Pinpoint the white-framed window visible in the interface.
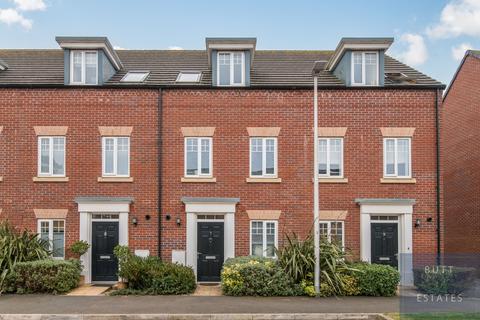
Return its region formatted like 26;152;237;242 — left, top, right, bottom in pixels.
351;51;378;86
319;138;343;177
319;221;344;247
250;137;277;178
38;136;66;177
383;138;411;178
250;220;278;258
217;51;245;86
70;50;98;85
37;219;65;259
184;137;212;177
102;137;130;177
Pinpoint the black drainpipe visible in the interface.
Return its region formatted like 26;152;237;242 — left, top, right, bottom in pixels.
435;89;441;265
157;88;163;258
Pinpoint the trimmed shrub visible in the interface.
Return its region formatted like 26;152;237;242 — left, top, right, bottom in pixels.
413;266;476;294
0;221;50;293
113;245;196;295
9;259;81;294
350;262;400;296
221;256;301;296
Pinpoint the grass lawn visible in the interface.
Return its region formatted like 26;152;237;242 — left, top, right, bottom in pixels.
387;313;480;319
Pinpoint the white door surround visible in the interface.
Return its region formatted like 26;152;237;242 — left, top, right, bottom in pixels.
75;196;132;284
355;198;415;285
182;197;239;277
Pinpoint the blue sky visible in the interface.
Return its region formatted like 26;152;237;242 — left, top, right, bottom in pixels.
1;0;480;85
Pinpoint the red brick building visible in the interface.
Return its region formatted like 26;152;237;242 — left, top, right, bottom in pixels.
0;36;444;285
443;50;480;258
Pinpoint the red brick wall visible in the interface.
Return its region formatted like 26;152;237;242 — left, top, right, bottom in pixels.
443;55;480;254
0;88;159;255
161;89;442;260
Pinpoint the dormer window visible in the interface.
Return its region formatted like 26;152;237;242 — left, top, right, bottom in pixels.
351;52;378;86
70;50;98;85
217;52;245;86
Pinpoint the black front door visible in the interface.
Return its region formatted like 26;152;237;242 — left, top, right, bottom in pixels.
92;221;119;282
197;222;224;282
371;223;398;267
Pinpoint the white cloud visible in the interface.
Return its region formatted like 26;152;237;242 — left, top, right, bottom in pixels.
168;46;183;50
452;42;473;60
11;0;46;11
396;33;428;66
426;0;480;38
0;8;32;29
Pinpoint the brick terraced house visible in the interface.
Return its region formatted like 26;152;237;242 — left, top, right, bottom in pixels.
0;36;444;285
443;50;480;260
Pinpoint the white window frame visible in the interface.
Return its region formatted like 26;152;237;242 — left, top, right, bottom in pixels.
249;220;278;258
70;50;98;85
37;136;66;177
37;219;65;260
383;137;412;178
102;137;130;177
319;220;345;247
318;138;344;178
351;51;379;86
249;137;278;178
184;137;213;177
216;51;245;86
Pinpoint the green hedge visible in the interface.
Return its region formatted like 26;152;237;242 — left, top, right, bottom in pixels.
7;259;81;294
221;256;300;296
413;266;476;294
350;262;400;297
113;245;196;295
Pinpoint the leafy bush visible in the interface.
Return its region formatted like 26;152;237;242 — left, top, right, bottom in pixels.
8;259;81;294
350;262;400;296
413;266;476;294
0;221;50;293
70;240;90;258
275;232;358;296
221;256;301;296
113;245;196;295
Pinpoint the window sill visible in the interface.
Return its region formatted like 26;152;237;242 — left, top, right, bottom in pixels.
33;176;69;183
246;177;282;183
98;177;134;183
380;178;416;184
316;178;349;183
181;177;217;183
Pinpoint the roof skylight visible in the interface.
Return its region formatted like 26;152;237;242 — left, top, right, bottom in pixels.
176;72;202;83
121;71;150;82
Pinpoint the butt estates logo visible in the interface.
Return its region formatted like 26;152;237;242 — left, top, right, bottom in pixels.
416;265;463;303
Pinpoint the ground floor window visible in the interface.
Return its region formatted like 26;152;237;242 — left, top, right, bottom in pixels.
250;220;278;258
37;219;65;258
319;221;344;247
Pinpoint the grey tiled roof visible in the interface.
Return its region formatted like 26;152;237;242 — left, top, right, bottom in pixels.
0;49;443;88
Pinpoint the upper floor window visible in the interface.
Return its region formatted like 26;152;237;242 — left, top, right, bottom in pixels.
318;138;343;177
319;221;344;247
250;137;277;178
217;52;245;86
351;52;378;86
251;220;277;258
185;137;212;177
70;50;98;85
38;136;65;177
38;219;65;259
102;137;130;177
384;138;411;178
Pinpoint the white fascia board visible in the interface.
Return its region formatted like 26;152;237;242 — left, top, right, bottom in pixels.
327;43;391;71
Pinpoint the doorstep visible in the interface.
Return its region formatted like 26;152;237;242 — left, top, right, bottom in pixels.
192;283;223;296
66;284;111;296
